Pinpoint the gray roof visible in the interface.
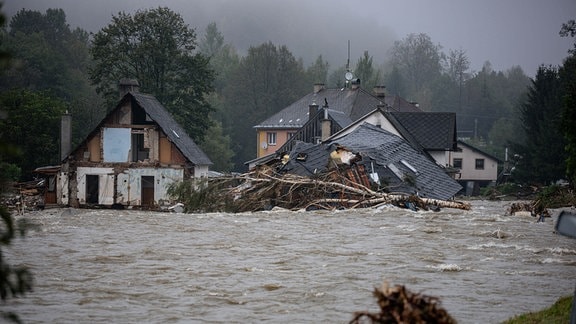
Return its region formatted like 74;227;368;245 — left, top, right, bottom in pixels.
333;124;461;200
130;92;212;165
282;124;462;200
387;112;457;151
255;87;421;129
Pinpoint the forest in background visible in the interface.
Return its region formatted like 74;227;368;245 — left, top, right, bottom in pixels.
0;6;574;187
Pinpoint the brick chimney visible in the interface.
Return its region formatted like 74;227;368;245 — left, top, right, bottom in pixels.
118;78;140;98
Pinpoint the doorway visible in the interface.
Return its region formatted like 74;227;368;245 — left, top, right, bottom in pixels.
141;176;155;206
86;174;99;204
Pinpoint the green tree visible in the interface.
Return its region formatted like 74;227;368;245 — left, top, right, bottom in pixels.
388;33;444;108
2;8;104;147
199;120;234;172
560;19;576;186
90;7;215;142
0;5;34;322
304;55;329;86
0;90;67;179
354;50;381;90
197;22;238;171
224;42;307;169
513;65;566;184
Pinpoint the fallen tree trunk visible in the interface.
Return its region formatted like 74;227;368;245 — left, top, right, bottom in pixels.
174;168;470;213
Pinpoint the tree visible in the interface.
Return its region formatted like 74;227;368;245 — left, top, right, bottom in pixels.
560;19;576;186
513;65;566;184
90;7;215;142
304;55;329;86
0;5;34;322
0;90;67;179
224;42;307;170
199;120;234;172
2;8;104;147
388;33;445;106
354;50;381;90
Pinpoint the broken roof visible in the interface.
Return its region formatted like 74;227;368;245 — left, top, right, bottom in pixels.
66;92;212;166
131;92;212;166
281;124;462;200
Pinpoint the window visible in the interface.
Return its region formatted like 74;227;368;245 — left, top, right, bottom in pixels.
287;132;296;139
132;132;149;162
475;158;485;170
267;132;277;145
453;158;462;169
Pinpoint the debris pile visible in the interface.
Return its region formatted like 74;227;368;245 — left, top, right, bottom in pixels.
349;282;456;324
180;166;470;213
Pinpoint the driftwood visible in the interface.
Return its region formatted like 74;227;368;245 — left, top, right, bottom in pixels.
186;167;470;213
349;282;456;324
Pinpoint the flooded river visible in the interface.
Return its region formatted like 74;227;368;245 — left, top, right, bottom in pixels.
4;200;576;323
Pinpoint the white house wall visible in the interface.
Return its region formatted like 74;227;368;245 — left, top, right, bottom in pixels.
193;165;210;178
453;146;498;181
123;168;184;206
57;171;69;205
76;167;114;205
429;151;448;167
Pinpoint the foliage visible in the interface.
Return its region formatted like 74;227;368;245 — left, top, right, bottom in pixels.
199;120;234;172
560;19;576;55
354;50;381;90
0;90;67;179
223;42;308;170
167;179;237;213
388;33;445;107
513;65;566;184
532;184;576;210
90;7;215;142
560;20;576;187
1;8;104;148
503;295;572;324
0;5;34;323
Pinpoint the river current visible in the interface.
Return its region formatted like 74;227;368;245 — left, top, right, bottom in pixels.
4;200;576;323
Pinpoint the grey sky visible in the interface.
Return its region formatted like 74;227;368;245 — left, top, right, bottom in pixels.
3;0;575;76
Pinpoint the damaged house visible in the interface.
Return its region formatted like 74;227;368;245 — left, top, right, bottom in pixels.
249;81;463;200
42;79;212;208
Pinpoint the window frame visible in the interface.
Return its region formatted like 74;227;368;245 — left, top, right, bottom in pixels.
267;132;277;146
475;158;485;170
453;158;463;169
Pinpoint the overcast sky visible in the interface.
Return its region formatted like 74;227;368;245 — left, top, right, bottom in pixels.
4;0;575;76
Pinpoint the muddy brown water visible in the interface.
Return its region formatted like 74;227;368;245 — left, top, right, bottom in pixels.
4;200;576;323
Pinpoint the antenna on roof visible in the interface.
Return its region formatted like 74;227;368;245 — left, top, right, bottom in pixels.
344;40;354;86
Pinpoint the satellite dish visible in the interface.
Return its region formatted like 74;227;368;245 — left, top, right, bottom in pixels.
345;71;354;81
260;142;268;149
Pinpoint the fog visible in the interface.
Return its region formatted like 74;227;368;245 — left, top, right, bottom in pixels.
3;0;575;75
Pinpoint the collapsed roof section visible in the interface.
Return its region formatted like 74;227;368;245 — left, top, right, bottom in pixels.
279;123;462;201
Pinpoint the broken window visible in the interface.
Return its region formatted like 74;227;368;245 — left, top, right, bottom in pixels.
131;131;149;161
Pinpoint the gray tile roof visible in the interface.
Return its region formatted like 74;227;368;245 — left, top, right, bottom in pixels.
332;124;461;200
387;112;457;151
131;92;212;166
255;87;420;129
281;124;462;200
